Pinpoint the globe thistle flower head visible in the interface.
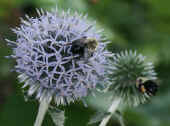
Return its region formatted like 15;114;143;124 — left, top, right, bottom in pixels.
6;8;111;105
108;50;157;106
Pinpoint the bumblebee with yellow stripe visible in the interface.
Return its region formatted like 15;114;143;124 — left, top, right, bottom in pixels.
70;37;98;59
136;77;158;96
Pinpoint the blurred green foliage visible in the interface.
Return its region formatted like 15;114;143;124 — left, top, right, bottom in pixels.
0;0;170;126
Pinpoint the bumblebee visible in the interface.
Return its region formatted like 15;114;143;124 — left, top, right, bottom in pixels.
136;77;158;96
70;37;98;59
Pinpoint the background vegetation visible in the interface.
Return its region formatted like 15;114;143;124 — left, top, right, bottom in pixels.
0;0;170;126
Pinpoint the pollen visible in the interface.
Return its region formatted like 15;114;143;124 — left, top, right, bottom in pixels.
141;85;146;93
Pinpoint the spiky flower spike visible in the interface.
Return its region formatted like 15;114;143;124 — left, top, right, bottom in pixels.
7;8;113;126
6;8;111;106
99;50;157;126
108;50;157;106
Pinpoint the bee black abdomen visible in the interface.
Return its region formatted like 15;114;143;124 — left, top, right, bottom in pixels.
70;37;86;57
70;42;85;57
143;80;158;96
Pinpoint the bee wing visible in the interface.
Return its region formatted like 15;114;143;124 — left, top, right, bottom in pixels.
84;48;89;58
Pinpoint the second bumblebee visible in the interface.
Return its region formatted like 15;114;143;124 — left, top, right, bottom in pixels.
136;77;158;96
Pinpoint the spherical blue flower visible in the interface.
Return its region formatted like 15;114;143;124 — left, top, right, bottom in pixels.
6;9;111;105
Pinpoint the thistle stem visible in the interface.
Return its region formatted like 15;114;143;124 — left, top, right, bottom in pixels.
99;98;121;126
34;98;51;126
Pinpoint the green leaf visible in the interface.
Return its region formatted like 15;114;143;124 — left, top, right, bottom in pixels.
48;106;65;126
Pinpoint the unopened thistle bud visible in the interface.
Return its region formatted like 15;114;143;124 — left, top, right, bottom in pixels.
6;8;111;106
108;50;157;106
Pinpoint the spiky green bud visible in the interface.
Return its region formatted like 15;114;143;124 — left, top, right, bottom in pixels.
108;50;157;106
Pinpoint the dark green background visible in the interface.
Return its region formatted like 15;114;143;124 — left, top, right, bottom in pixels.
0;0;170;126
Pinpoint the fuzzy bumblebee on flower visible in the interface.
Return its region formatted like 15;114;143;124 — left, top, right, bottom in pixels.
6;8;112;126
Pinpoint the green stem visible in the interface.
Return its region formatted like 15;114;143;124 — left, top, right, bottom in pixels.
34;98;51;126
99;98;121;126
